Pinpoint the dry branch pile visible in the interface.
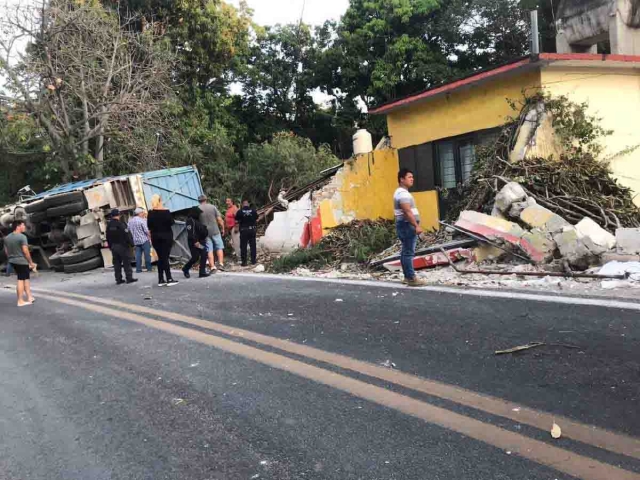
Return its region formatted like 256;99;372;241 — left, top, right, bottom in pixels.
447;96;640;232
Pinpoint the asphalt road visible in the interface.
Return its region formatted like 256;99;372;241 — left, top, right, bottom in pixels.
1;269;639;480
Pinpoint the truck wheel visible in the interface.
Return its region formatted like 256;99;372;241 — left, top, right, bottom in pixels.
0;213;14;229
64;255;103;274
60;247;101;266
24;199;47;214
45;191;86;209
49;251;64;267
47;201;87;218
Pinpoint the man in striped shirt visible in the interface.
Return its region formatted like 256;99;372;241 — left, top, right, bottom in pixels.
394;169;427;287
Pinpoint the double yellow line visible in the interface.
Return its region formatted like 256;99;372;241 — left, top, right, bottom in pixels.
34;288;640;480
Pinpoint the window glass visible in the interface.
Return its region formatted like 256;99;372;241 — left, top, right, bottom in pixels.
438;142;457;188
460;141;476;183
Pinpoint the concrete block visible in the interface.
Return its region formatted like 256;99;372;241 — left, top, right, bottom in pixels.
616;228;640;255
494;182;527;213
553;226;593;268
457;211;526;238
575;217;616;255
508;197;537;219
521;229;557;263
520;205;570;234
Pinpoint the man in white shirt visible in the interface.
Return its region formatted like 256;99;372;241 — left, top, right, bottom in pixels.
394;169;427;286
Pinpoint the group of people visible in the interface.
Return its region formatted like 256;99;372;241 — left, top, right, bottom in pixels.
106;194;259;287
4;170;424;307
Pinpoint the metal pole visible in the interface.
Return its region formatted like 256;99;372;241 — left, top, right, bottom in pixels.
530;10;540;54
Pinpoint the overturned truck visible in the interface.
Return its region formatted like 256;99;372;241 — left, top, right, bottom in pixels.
0;166;204;274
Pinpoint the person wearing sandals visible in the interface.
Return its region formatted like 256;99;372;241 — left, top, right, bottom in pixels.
147;194;178;287
4;220;36;306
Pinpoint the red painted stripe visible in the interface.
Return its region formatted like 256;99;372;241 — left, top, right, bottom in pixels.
370;53;640;115
370;58;532;115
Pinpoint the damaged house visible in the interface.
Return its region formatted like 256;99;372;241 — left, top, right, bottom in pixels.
262;0;640;259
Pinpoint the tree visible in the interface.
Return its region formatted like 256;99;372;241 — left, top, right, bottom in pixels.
0;0;176;180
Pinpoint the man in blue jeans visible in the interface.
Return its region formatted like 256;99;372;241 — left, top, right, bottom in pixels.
128;208;152;273
394;168;427;287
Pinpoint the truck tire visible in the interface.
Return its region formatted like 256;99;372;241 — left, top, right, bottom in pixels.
60;247;101;266
64;255;103;274
29;211;48;224
25;199;47;214
49;251;64;267
14;207;27;220
45;191;86;209
47;200;87;218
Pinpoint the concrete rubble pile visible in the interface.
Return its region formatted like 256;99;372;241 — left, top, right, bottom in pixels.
377;182;640;293
454;181;620;270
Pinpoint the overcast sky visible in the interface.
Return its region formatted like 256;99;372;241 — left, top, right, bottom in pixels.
231;0;349;26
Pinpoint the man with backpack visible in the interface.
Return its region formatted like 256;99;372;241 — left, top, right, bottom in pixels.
182;206;210;279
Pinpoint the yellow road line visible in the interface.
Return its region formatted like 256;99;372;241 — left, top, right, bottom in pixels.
38;287;640;462
35;291;640;480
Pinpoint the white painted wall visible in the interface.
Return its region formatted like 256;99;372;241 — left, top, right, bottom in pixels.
260;193;312;253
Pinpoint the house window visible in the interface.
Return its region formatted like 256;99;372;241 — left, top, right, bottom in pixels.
434;129;497;188
397;127;499;193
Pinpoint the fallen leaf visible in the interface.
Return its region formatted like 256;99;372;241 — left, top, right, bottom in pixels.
551;423;562;439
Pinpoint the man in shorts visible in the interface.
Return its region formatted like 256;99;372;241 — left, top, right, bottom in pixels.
4;220;36;307
198;195;226;271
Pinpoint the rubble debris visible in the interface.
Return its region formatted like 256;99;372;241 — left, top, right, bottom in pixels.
494;182;527;214
383;248;474;273
575;217;616;255
616;228;640;255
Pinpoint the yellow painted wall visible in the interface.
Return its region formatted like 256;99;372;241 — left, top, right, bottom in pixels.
316;148;440;232
387;71;542;149
542;67;640;205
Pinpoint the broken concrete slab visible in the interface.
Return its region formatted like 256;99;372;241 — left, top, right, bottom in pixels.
521;229;557;263
456;210;551;263
601;252;640;263
520;205;570;234
616;228;640;255
494;182;527;213
553;226;594;269
575;217;616;255
457;211;526;239
508;197;537;219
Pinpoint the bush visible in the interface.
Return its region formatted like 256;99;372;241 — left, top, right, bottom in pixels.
270;246;334;273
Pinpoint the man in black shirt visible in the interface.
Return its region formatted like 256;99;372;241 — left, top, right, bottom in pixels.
235;199;258;266
106;209;137;285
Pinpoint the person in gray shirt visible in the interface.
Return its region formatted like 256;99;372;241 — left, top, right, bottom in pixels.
198;195;226;271
4;220;36;306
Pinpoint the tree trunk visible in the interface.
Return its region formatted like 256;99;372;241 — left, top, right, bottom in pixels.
94;106;107;178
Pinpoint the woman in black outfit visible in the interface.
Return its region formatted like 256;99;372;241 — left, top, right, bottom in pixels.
147;194;178;287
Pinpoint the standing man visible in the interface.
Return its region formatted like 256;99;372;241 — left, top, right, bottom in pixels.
224;198;240;258
128;207;152;273
394;169;427;287
182;206;210;279
235;199;258;266
198;195;226;271
106;209;137;285
4;220;36;307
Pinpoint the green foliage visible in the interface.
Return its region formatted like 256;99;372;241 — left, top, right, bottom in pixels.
239;132;339;206
270;219;397;273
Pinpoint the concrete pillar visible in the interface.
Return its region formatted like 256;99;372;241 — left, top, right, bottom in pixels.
610;0;640;55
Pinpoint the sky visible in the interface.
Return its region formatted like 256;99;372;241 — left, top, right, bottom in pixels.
231;0;349;26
